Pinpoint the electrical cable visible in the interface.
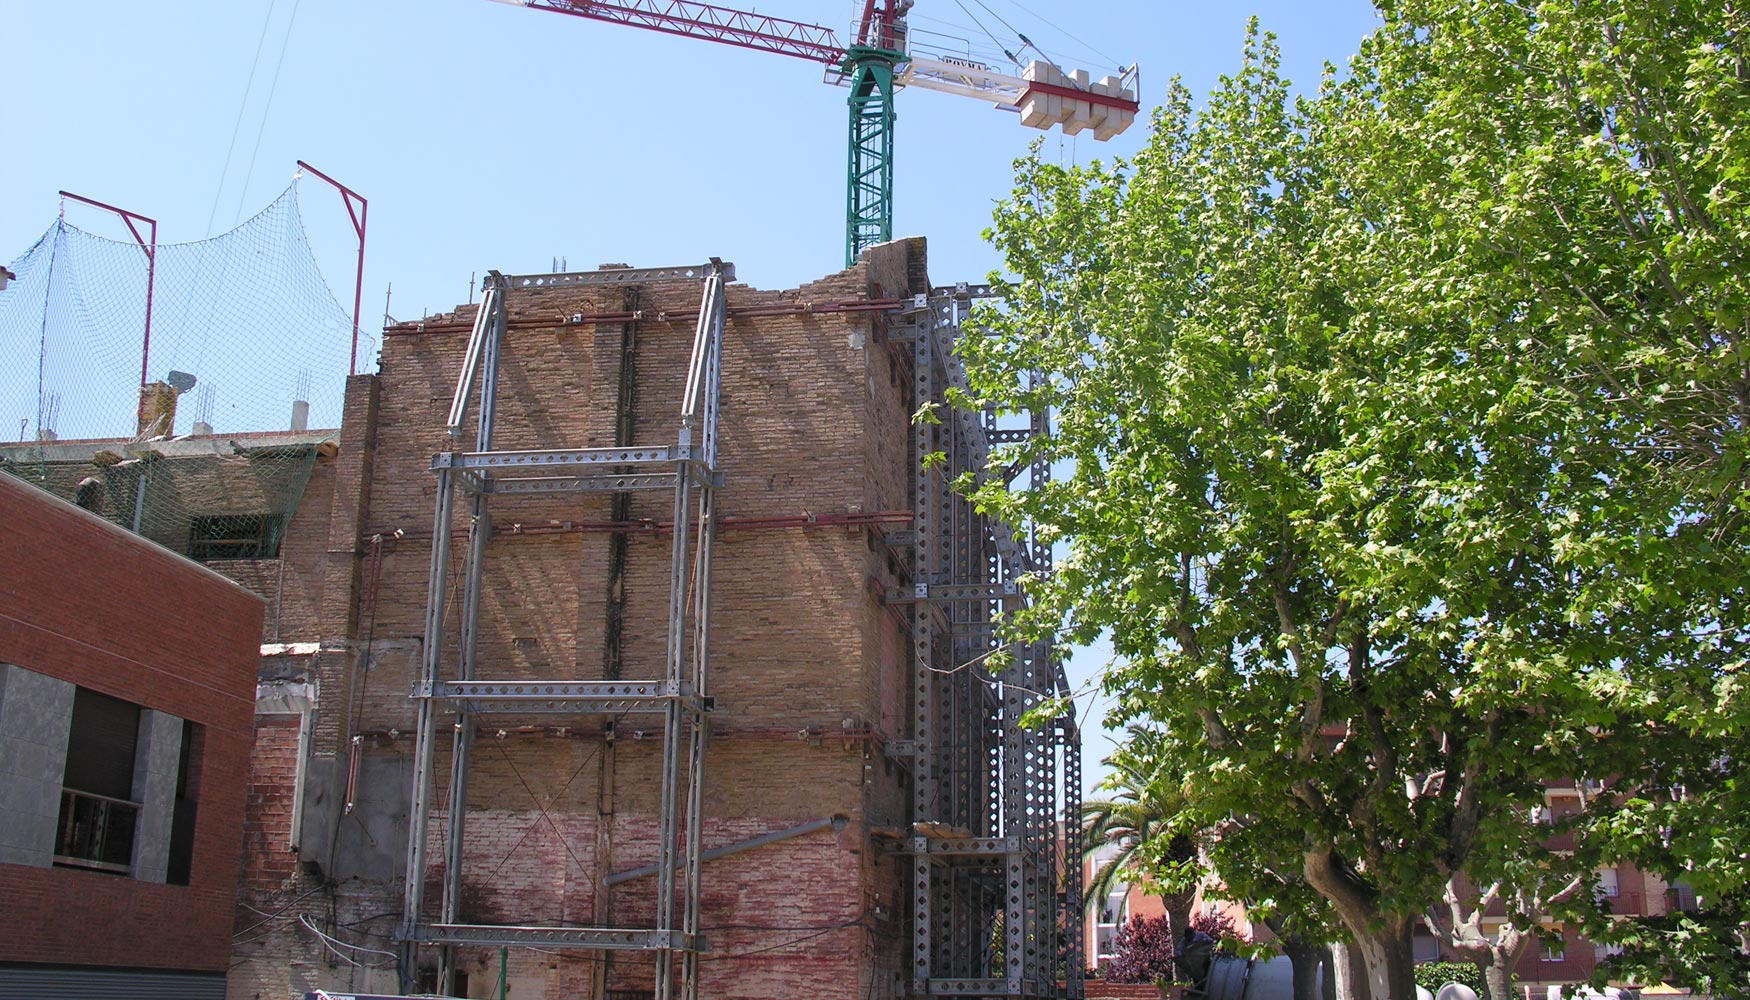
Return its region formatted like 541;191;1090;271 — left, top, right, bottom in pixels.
233;881;335;940
232;0;303;228
206;0;279;237
298;913;398;968
697;917;870;961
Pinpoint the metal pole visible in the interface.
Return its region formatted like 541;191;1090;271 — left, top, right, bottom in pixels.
681;274;725;1000
439;281;503;992
295;160;368;375
131;467;147;534
401;464;454;992
58;191;155;387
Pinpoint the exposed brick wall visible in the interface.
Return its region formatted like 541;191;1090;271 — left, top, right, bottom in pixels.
230;241;935;999
0;472;262;974
240;715;302;895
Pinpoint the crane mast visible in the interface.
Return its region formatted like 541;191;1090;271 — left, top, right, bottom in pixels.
843;0;908;264
486;0;1137;262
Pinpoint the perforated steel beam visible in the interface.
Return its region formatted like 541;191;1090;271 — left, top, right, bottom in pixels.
399;261;731;1000
902;288;1077;999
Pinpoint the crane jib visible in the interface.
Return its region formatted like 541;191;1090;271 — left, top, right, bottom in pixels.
511;0;848;64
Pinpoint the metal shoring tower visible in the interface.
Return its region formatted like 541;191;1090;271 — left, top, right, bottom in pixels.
398;262;730;1000
895;286;1079;999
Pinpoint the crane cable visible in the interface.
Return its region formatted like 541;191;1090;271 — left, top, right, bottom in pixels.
950;0;1021;64
998;0;1120;70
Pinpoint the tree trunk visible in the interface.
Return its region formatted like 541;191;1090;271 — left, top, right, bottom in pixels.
1302;848;1418;1000
1346;917;1416;1000
1482;959;1512;1000
1163;891;1195;942
1281;935;1324;1000
1328;939;1363;1000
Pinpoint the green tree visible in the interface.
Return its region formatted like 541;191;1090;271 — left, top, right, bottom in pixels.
958;6;1744;996
1310;3;1750;992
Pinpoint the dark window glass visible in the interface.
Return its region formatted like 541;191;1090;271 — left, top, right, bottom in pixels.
63;688;138;799
166;720;202;886
188;513;281;560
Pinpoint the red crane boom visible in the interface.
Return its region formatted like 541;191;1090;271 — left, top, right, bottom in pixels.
496;0;846;63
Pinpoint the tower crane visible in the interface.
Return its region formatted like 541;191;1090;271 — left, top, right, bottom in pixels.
486;0;1139;265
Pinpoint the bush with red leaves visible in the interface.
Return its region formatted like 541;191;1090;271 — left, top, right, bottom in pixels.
1106;914;1178;984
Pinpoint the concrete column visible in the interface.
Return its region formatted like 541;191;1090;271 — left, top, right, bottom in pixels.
131;709;184;883
0;663;76;867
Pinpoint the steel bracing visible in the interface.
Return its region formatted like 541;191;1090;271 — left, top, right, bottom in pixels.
893;286;1082;999
398;262;729;1000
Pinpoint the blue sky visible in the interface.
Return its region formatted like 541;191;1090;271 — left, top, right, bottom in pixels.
0;0;1383;790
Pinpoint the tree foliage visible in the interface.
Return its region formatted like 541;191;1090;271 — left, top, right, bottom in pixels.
961;2;1750;996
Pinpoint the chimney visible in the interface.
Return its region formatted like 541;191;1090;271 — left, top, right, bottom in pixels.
137;382;178;438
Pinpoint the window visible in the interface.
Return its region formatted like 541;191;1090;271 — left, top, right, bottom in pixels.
55;688;141;874
166;720;203;886
1598;867;1620;898
188;513;281;560
1102;890;1127;924
1542;935;1567;963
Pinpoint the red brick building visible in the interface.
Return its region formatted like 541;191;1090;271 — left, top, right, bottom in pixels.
0;468;263;997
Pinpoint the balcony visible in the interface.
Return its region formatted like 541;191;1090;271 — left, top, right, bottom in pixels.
54;787;140;875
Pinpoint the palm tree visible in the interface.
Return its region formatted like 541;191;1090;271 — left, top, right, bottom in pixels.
1082;745;1201;952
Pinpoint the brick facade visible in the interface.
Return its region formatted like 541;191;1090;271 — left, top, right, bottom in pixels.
0;470;262;976
224;241;932;999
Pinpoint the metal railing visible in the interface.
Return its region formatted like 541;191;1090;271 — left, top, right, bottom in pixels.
54;787;139;874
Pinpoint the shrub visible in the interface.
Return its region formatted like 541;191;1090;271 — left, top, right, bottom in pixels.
1414;960;1485;995
1107;915;1178;984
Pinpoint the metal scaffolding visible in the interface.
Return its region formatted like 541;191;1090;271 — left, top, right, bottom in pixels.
393;261;1078;1000
893;286;1082;999
398;262;730;1000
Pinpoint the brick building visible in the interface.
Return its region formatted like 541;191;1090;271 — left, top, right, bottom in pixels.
0;238;1072;999
0;466;263;997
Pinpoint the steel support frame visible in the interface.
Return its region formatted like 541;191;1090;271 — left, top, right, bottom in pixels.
903;289;1080;999
399;263;729;1000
